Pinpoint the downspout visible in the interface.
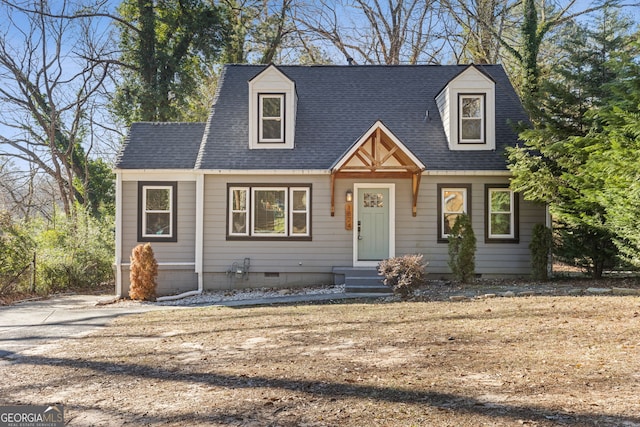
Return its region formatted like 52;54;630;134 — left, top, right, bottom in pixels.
114;171;123;298
156;173;204;301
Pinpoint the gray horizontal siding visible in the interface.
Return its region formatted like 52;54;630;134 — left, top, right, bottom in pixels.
203;174;353;276
115;172;548;291
202;173;546;282
120;180;197;264
119;265;198;296
411;177;545;276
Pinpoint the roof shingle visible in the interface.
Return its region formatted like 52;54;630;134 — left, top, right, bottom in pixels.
115;122;205;169
116;65;528;171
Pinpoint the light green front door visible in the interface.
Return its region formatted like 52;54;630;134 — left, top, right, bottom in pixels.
357;188;390;261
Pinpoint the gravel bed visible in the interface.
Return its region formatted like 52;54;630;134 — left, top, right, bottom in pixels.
107;276;640;307
111;284;346;307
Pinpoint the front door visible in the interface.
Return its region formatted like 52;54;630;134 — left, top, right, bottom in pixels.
355;185;393;264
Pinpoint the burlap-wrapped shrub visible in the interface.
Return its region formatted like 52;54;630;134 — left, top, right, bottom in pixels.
129;243;158;301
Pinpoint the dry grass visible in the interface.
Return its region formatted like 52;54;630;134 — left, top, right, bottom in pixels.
2;296;640;426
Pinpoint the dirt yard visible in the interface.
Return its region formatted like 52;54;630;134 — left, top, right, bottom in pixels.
2;294;640;426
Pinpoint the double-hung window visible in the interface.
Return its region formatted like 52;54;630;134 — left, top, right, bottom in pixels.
459;94;485;143
228;184;311;240
485;185;519;242
229;187;249;235
259;94;285;143
438;184;471;242
138;182;177;242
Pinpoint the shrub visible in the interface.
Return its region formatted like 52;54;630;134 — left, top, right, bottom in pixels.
554;221;618;279
33;212;114;293
448;213;476;283
1;210;114;296
378;254;428;298
529;223;552;281
0;215;35;293
129;243;158;301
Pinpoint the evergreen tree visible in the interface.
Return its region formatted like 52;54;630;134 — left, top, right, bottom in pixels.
448;214;476;283
529;224;552;281
508;9;638;277
219;0;294;65
580;44;640;266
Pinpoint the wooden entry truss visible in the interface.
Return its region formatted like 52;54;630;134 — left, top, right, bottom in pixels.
331;121;425;217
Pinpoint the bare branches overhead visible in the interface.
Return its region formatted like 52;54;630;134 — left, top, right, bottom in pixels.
0;0;114;216
294;0;449;64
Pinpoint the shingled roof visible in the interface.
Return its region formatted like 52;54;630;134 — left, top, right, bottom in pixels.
115;122;205;169
116;64;528;171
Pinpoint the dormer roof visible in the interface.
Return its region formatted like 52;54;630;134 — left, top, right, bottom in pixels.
248;63;297;86
435;64;495;97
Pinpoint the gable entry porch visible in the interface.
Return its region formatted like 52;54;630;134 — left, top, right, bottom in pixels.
330;121;425;293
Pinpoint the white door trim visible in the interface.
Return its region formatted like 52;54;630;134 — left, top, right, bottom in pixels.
353;183;395;267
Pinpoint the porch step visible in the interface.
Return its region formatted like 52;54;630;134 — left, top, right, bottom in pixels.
333;267;392;294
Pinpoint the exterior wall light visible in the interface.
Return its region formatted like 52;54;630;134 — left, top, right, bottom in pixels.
345;189;353;230
346;189;353;203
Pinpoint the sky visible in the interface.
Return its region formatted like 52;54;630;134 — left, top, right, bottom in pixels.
0;0;639;174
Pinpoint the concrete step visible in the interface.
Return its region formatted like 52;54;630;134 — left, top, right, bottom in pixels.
344;276;384;286
333;267;391;294
345;283;392;294
333;267;392;294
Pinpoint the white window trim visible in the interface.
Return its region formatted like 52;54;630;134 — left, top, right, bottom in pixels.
441;187;468;240
289;187;310;236
228;187;249;237
459;94;485;144
142;185;174;239
258;93;285;143
488;188;515;239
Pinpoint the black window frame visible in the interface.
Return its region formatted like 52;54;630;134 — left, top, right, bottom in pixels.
226;183;312;241
257;93;286;144
458;93;486;144
437;184;472;243
484;184;519;243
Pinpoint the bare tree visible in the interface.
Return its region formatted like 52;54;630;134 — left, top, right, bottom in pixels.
294;0;448;65
219;0;299;64
0;0;113;217
443;0;520;64
443;0;636;90
0;158;61;221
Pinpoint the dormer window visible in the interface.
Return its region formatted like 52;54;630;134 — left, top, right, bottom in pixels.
249;65;296;150
459;94;485;143
436;65;495;151
259;94;285;143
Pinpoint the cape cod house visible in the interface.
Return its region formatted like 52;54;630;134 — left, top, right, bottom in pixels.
114;64;546;297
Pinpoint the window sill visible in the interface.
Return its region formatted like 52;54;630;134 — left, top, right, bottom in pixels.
139;236;178;243
226;236;312;242
485;237;519;244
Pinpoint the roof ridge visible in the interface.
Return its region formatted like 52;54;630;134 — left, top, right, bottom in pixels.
133;121;206;125
223;63;503;68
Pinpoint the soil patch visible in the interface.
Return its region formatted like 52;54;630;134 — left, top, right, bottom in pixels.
1;292;640;426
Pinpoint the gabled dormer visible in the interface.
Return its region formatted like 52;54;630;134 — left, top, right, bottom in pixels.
248;64;297;149
436;65;496;151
